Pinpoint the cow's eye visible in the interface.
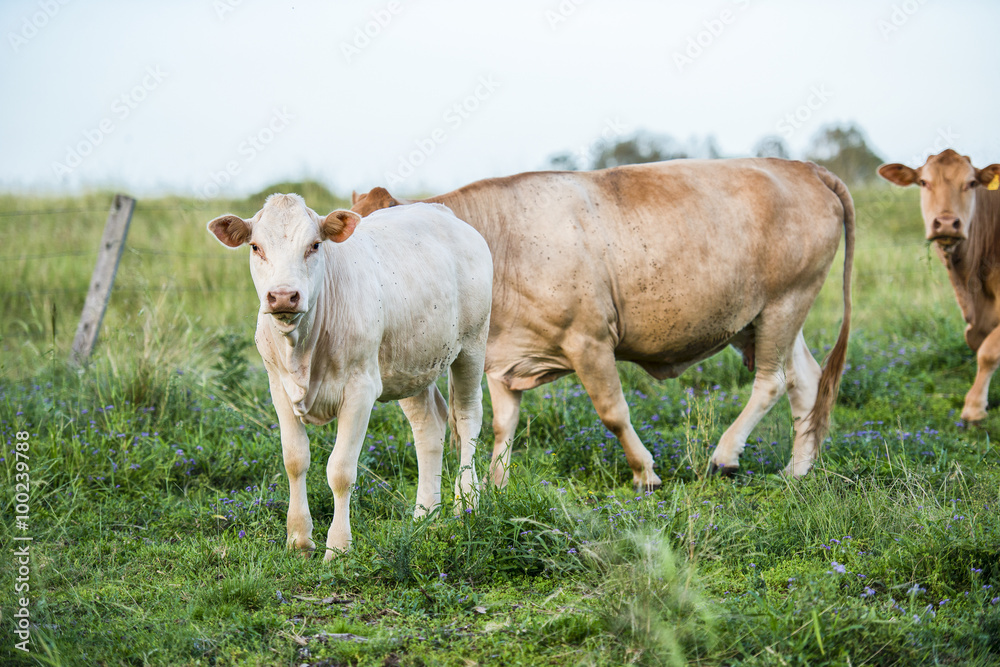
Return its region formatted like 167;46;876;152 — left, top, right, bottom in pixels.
250;244;260;253
968;180;979;190
312;242;321;251
918;179;928;187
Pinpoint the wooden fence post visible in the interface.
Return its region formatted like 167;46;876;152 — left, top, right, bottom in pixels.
69;193;136;366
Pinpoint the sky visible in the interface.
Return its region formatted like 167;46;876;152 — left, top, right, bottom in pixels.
2;0;998;199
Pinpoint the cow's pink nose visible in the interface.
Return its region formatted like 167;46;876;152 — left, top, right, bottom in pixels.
932;216;962;235
267;290;300;312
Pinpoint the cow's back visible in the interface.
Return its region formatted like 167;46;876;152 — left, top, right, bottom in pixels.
353;203;492;400
429;159;846;385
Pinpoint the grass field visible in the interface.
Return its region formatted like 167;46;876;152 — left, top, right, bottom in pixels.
2;182;999;666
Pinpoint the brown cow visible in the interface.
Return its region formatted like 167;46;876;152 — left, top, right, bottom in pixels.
354;158;854;483
879;149;1000;421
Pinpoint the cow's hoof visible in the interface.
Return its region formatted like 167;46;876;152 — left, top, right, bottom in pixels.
413;502;441;520
709;463;739;477
323;546;348;562
632;471;662;492
287;537;316;552
781;463;811;478
960;410;987;425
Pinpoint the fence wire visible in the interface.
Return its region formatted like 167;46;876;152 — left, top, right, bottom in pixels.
0;199;945;301
0;206;111;218
0;286;247;298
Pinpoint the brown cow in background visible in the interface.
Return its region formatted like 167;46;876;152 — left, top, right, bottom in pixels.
879;149;1000;421
355;159;854;484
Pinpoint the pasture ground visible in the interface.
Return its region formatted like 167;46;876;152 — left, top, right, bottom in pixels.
1;184;999;666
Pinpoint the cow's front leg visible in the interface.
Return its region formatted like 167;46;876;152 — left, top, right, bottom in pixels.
962;324;1000;422
324;383;378;560
486;374;522;489
269;375;314;552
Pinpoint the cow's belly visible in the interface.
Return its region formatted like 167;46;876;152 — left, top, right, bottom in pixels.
482;276;760;389
377;355;457;402
617;294;760;362
294;354;458;424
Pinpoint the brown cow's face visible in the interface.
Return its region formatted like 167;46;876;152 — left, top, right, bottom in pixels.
207;194;360;334
878;149;1000;248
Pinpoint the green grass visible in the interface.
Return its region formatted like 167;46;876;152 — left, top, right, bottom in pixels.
2;183;999;665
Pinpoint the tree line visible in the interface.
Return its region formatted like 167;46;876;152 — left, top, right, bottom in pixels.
547;122;885;187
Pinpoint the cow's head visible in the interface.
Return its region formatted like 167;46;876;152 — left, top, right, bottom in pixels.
207;193;361;333
878;149;1000;248
351;186;402;217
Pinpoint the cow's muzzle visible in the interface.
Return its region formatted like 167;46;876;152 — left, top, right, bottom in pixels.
929;216;965;247
265;289;303;314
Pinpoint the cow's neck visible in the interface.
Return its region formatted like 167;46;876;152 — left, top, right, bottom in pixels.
269;298;323;416
937;242;977;323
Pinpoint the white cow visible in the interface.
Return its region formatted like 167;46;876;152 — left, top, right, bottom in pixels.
207;194;492;559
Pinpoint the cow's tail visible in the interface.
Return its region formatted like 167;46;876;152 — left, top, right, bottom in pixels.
805;166;855;458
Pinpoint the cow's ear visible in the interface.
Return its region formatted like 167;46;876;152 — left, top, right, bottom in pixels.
878;163;919;187
207;214;252;248
351;190;360;205
976;164;1000;188
322;210;361;243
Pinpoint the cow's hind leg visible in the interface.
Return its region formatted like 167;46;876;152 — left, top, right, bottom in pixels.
399;384;448;517
782;330;823;477
486;375;522;489
962;324;1000;422
571;342;662;490
711;304;801;473
448;344;486;513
